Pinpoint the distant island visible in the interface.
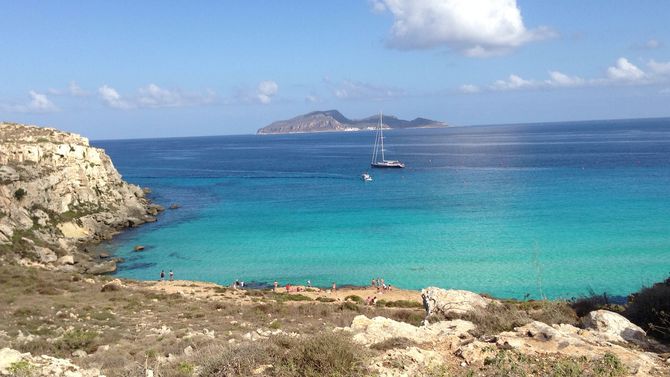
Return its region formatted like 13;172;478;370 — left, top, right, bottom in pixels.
257;110;447;134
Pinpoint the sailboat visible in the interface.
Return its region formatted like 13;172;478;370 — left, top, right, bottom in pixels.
371;111;405;168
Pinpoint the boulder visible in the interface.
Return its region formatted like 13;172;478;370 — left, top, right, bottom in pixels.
57;255;75;265
133;245;145;251
0;166;19;182
346;315;474;346
34;246;58;263
86;260;117;275
582;310;647;344
101;279;124;292
169;203;181;209
421;287;492;317
0;347;24;374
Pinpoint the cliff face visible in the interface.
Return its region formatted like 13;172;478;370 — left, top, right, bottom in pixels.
257;110;446;134
0;122;160;270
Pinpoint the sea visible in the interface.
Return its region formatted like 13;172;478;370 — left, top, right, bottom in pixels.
93;118;670;300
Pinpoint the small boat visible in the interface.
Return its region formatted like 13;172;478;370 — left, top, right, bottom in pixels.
371;111;405;168
361;172;373;182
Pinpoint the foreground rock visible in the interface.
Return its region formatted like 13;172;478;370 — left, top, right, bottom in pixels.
582;309;647;344
421;287;492;317
346;315;474;346
0;122;162;268
0;347;102;376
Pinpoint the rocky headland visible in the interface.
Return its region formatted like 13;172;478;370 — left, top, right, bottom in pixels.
1;122;669;376
0;122;163;275
257;110;446;134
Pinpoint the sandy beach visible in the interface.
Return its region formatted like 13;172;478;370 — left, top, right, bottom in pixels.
144;279;422;304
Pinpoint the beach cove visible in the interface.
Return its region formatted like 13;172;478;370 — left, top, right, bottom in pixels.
96;118;670;300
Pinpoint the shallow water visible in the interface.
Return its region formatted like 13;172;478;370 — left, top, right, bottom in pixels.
94;118;670;299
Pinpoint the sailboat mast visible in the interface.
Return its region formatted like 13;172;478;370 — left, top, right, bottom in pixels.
379;111;385;162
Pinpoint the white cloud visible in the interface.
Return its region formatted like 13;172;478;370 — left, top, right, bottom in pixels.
376;0;555;57
330;79;405;100
546;71;584;87
491;74;536;90
98;84;216;109
0;91;58;113
68;81;88;96
645;39;661;49
459;84;480;94
369;0;387;13
461;57;670;94
98;85;133;109
305;94;320;103
606;58;645;82
648;59;670;76
256;80;278;104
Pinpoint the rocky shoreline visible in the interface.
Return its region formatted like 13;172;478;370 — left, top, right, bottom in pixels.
0;122;163;275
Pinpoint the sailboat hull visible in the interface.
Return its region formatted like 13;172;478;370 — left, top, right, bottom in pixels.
371;161;405;168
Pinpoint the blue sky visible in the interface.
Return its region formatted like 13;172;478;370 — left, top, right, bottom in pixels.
1;0;669;139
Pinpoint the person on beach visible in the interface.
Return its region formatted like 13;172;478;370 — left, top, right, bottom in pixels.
371;279;376;288
273;281;278;292
286;283;291;293
160;270;165;281
307;280;311;288
332;282;336;292
169;270;174;281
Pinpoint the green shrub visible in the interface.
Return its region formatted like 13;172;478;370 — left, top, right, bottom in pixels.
370;337;416;351
624;276;670;343
8;360;33;377
383;300;424;309
316;297;336;303
344;295;364;304
14;188;27;201
58;329;98;353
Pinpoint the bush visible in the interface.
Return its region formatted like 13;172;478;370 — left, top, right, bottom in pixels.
383;300;424;309
316;297;336;303
344;295;364;304
58;329;98;353
370;337;416;351
624;276;670;343
389;309;425;327
198;333;368;377
14;188;27;201
459;303;531;337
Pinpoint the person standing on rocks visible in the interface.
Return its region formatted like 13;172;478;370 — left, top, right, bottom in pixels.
273;281;278;292
160;270;165;281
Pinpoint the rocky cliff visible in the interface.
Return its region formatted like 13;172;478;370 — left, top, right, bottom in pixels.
257;110;447;134
0;122;161;272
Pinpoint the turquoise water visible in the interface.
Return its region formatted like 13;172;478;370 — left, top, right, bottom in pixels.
94;118;670;299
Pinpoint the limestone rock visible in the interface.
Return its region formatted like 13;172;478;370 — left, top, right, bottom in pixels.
421;287;492;317
0;122;159;265
35;246;58;264
0;347;102;376
346;315;474;346
368;346;445;377
101;279;124;292
582;310;647;344
58;255;75;265
86;261;117;275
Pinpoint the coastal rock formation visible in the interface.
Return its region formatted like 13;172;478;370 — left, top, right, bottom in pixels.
0;347;102;376
582;309;648;344
346;315;475;346
0;122;160;269
421;287;492;317
257;110;446;134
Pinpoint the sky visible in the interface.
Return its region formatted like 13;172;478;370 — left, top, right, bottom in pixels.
1;0;669;139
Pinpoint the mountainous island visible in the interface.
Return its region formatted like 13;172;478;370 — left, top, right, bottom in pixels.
257;110;447;134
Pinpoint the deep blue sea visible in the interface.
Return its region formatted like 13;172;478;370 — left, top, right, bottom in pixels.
93;118;670;299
